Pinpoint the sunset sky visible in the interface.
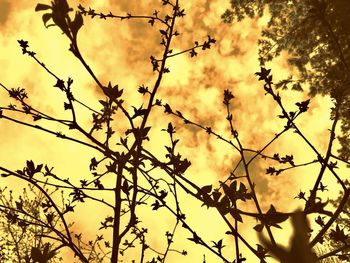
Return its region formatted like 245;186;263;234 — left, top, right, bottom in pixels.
0;0;342;262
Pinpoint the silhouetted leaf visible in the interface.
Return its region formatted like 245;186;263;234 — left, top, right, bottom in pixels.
42;13;52;27
15;200;23;211
255;67;271;81
190;48;197;57
165;122;175;134
254;223;264;232
218;195;230;215
315;215;325;227
296;99;310;113
90;157;98;171
291;82;303;91
122;179;131;195
230;208;243;222
151;200;161;210
223;89;234;105
212;239;225;254
18;39;29;50
138;85;148;94
188;232;201;244
201;184;212;194
294;190;307;201
131;105;147;119
25;160;43;178
1;172;10;177
330;225;348;244
54;79;65;90
319;182;328;191
266;166;281;176
45;213;53;225
64;204;75;213
158;190;168;200
35;3;51;11
94;180;104;190
33;115;42;121
164;103;172;114
159;29;167;36
70;11;83;37
148;18;155;26
103;82;123;100
254;244;269;263
212;190;221;202
264;204;289;227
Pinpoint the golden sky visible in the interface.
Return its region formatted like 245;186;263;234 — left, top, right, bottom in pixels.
0;0;341;262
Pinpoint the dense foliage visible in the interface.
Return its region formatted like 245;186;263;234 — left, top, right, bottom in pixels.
223;0;350;158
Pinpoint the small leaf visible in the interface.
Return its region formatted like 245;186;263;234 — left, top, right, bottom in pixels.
212;239;225;254
295;99;310;113
159;29;167;36
42;13;52;27
71;11;84;37
190;49;197;57
230;209;243;222
35;3;51;11
254;224;264;232
122;179;130;195
89;157;98;171
164;103;172;114
188;232;201;244
201;185;212;194
292;82;303;91
151;200;161;210
33;115;42;121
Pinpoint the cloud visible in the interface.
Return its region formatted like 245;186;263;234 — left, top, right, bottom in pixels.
0;0;10;26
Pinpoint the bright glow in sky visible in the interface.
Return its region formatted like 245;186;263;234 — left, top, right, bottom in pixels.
0;0;338;262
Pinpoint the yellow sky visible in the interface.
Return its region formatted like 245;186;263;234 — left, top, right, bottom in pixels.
0;0;341;262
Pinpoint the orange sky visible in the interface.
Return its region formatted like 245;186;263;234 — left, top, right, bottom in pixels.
0;0;341;262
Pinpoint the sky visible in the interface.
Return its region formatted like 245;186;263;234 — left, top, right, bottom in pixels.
0;0;341;262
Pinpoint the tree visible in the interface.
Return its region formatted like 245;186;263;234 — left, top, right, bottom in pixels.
1;0;350;262
222;0;350;261
222;0;350;158
0;185;62;262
